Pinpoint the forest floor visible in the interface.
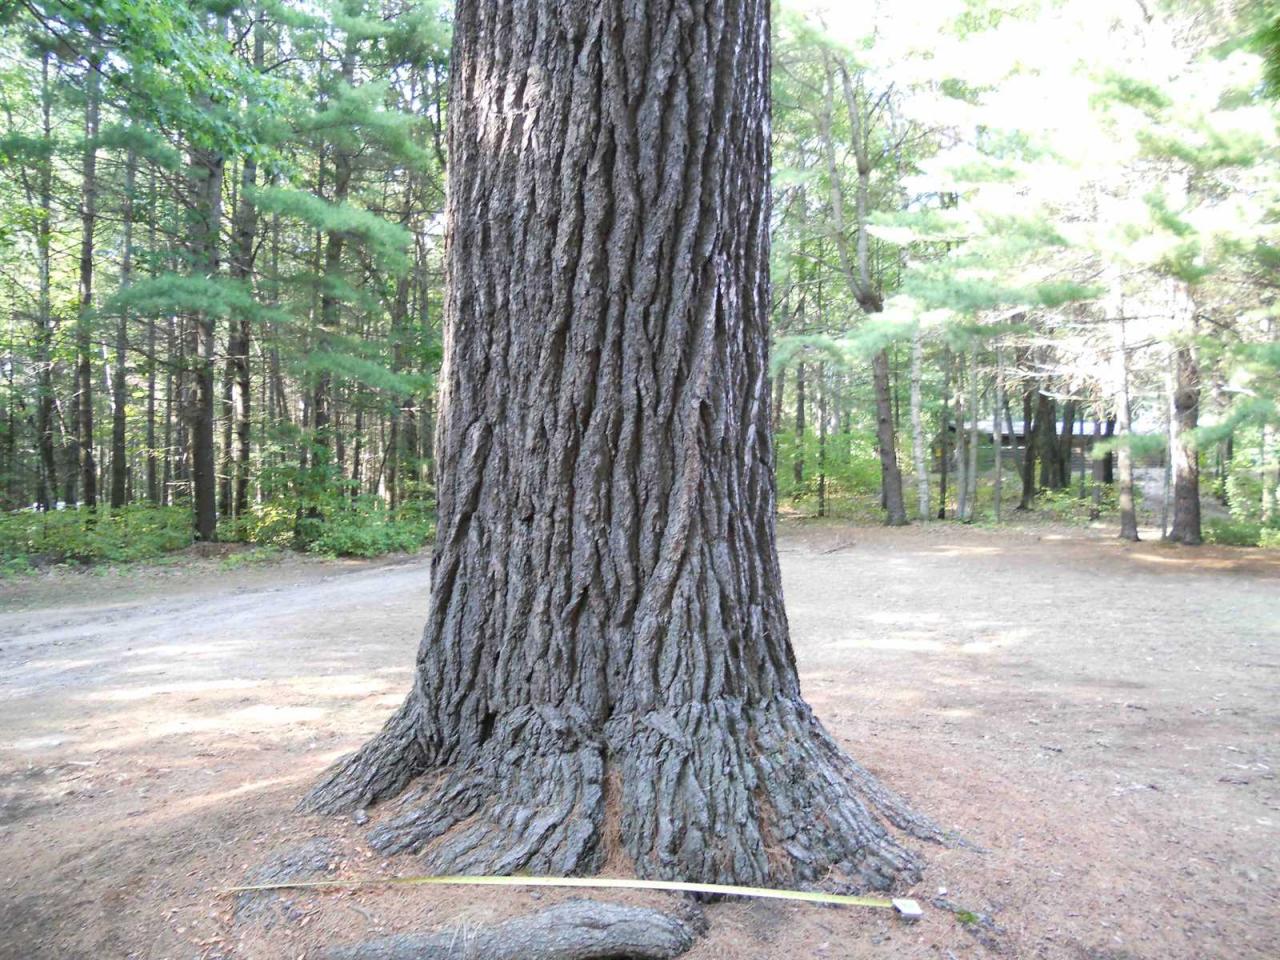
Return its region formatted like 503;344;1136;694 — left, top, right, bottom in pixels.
0;521;1277;960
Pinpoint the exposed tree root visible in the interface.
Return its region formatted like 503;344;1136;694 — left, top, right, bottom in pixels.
325;899;702;960
302;695;941;891
300;696;429;814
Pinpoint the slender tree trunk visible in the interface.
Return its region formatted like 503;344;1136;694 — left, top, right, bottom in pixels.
771;365;784;436
76;52;102;511
964;352;978;520
992;347;1003;522
110;149;137;509
793;361;805;490
34;52;57;510
874;349;908;525
1262;423;1277;525
145;170;159;504
1018;377;1037;509
938;349;950;519
229;47;260;519
1168;340;1202;545
1102;414;1116;484
817;364;827;518
1057;400;1077;491
820;55;904;526
955;361;968;521
1116;318;1139;541
302;0;935;889
186;141;223;540
1090;415;1104;520
910;327;928;521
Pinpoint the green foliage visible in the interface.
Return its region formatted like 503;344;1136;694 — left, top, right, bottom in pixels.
290;496;433;558
775;427;883;514
1204;517;1279;547
0;506;192;570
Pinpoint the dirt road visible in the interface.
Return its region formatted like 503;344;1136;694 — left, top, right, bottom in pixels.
1;524;1277;959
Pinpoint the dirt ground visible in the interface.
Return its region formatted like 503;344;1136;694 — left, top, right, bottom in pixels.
1;522;1277;960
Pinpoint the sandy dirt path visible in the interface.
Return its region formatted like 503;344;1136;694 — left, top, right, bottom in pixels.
0;524;1277;960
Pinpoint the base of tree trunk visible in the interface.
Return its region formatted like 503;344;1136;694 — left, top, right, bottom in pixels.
326;899;702;960
302;695;939;891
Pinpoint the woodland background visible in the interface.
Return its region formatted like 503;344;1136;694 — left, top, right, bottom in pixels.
0;0;1277;573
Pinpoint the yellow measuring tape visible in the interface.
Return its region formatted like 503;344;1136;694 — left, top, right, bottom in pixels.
227;873;899;910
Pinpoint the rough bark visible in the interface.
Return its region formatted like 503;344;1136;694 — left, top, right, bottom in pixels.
327;900;701;960
303;0;935;892
1168;342;1202;545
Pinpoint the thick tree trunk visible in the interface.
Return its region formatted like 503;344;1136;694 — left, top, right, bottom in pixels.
303;0;935;890
1102;414;1116;484
910;327;929;521
1168;342;1202;545
76;53;101;511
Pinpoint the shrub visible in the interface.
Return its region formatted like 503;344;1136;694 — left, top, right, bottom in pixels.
1204;517;1280;548
0;505;192;570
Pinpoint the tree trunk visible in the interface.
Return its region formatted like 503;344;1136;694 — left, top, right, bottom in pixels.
110;149;137;509
1018;382;1037;510
1102;415;1116;484
938;349;950;519
1057;400;1077;490
186;141;223;540
992;347;1003;522
817;364;827;518
874;349;908;525
910;327;928;521
1036;394;1059;489
955;360;968;521
1116;318;1139;541
34;52;57;510
793;361;805;490
964;351;978;521
302;0;935;890
145;170;160;505
77;52;102;511
1264;423;1277;525
1168;341;1202;544
1090;416;1104;520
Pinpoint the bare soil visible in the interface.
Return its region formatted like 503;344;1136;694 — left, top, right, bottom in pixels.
0;523;1276;960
